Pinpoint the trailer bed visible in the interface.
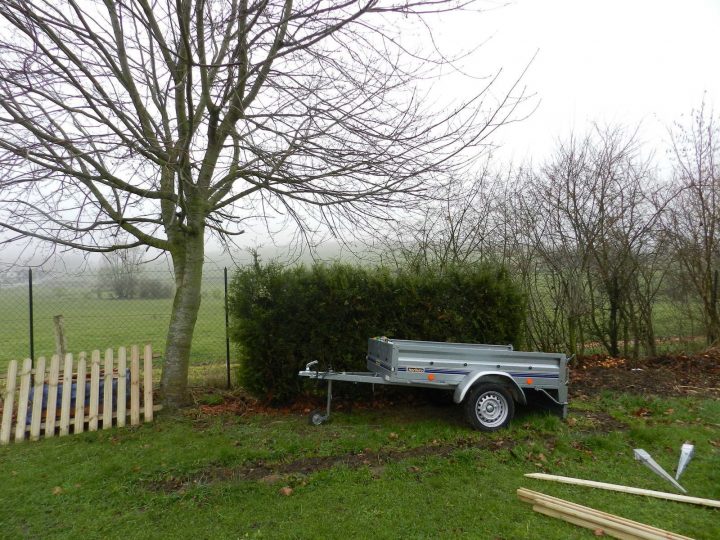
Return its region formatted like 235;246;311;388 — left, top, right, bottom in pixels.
300;337;570;431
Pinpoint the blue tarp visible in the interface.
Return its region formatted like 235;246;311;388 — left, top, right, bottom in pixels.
24;369;131;425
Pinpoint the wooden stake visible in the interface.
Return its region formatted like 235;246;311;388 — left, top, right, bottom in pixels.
525;472;720;509
30;357;46;441
88;350;100;431
143;344;153;422
59;353;74;436
14;358;32;442
116;347;127;428
518;489;692;540
74;353;87;434
102;348;113;429
45;355;60;437
1;360;18;444
130;345;140;426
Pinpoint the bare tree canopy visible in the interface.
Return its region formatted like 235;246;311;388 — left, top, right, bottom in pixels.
0;0;525;405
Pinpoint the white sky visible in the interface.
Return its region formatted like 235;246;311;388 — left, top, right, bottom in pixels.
3;0;720;265
433;0;720;164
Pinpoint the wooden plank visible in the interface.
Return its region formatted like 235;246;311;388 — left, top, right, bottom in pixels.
30;357;47;441
88;350;101;431
59;353;74;436
45;355;60;438
143;344;153;422
517;488;672;538
518;489;692;540
0;360;18;445
116;347;127;428
533;505;639;540
130;345;140;426
14;358;32;442
74;353;87;434
102;348;114;429
525;472;720;509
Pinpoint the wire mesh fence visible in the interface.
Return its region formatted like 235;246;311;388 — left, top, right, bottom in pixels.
0;265;233;386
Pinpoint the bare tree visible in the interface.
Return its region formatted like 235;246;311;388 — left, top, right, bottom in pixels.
514;127;665;357
664;102;720;344
98;248;144;299
378;161;509;271
0;1;525;405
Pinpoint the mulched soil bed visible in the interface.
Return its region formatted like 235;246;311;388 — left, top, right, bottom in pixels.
571;350;720;398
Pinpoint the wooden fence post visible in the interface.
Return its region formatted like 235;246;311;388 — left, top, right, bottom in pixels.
30;357;46;441
59;353;74;436
1;360;18;444
89;350;100;431
117;347;127;428
14;358;32;442
74;353;87;435
45;355;60;438
143;344;153;422
130;345;140;426
103;349;114;429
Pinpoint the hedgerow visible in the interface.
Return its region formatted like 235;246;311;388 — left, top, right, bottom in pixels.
229;262;524;401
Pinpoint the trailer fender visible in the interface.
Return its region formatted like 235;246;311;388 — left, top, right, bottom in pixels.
453;371;527;405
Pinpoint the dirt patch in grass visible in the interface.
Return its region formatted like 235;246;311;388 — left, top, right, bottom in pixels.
570;409;628;433
146;436;516;493
571;351;720;398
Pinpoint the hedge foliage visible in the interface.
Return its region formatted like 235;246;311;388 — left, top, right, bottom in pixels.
229;262;525;402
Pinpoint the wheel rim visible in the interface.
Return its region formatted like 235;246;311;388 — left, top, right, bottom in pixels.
474;391;508;428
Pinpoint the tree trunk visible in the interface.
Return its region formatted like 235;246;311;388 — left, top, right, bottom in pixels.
161;232;205;407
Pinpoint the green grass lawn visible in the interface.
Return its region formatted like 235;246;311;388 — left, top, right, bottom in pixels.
0;279;227;374
1;392;718;539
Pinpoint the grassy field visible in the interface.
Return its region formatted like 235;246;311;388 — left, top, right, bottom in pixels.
0;391;718;538
0;268;709;379
0;275;227;374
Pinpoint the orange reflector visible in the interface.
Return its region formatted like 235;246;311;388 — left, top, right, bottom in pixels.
427;374;435;381
526;378;533;385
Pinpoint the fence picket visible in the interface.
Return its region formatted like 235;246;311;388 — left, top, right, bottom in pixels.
30;357;46;441
2;344;154;444
103;349;114;429
89;350;100;431
45;355;60;438
117;347;127;428
143;344;153;422
0;360;18;444
74;353;86;434
59;354;74;436
14;358;32;442
130;345;140;426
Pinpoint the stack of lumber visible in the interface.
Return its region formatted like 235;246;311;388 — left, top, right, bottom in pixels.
517;488;692;540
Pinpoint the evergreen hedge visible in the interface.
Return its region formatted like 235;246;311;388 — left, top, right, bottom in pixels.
229;262;524;402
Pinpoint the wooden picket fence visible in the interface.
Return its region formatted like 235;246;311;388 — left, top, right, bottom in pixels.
0;345;154;444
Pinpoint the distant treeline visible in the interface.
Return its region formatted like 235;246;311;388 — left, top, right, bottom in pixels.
378;106;720;359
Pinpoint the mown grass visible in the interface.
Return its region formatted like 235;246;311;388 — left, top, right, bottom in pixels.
0;392;718;539
0;280;227;374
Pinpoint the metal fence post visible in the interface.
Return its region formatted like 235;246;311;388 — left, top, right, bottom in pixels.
224;267;231;389
28;268;34;369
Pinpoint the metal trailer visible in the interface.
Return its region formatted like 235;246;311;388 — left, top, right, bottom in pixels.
299;337;571;431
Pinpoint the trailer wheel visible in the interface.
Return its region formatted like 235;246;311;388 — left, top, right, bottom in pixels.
464;383;514;431
308;410;327;426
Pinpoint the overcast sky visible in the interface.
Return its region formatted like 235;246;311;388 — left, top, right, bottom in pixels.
434;0;720;164
3;0;719;267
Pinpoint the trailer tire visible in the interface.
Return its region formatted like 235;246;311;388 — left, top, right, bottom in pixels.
464;383;514;431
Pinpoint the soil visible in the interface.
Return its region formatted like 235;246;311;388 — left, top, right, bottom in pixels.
570;349;720;398
146;435;517;493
